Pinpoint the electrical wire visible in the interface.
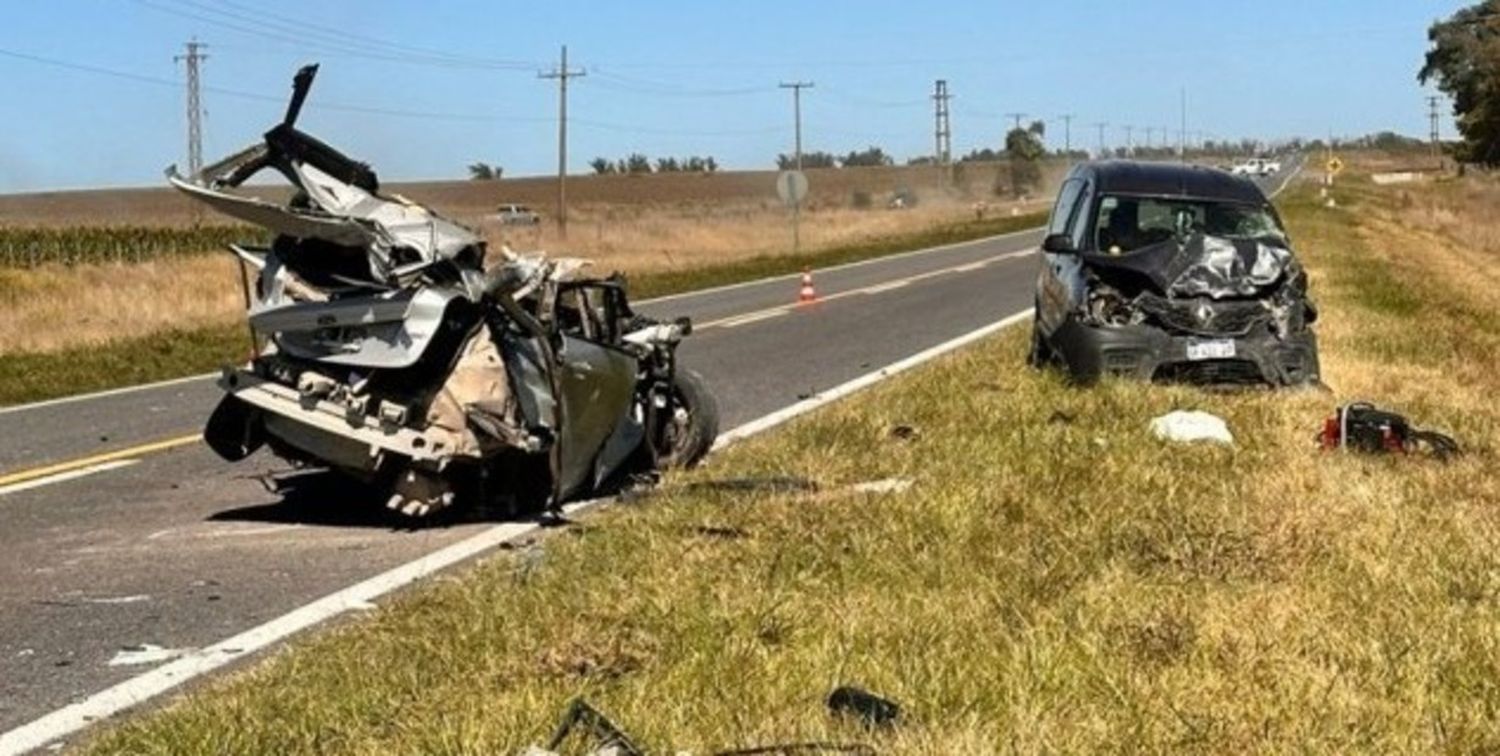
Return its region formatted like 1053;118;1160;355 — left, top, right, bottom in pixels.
132;0;536;71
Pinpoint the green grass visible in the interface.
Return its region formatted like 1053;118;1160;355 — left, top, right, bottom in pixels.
0;212;1044;407
81;183;1500;752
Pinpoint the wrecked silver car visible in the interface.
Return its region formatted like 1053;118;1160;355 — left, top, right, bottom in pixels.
176;66;718;517
1030;161;1319;386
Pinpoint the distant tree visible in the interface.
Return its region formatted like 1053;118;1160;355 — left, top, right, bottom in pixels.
625;153;653;173
907;155;936;166
1002;121;1047;197
839;145;894;167
705;156;719;173
776;151;837;169
655;157;679;172
1420;1;1500;163
590;157;615;175
467;162;500;180
959;147;1002;163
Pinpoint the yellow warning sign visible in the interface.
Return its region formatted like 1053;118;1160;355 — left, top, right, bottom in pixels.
1326;156;1345;175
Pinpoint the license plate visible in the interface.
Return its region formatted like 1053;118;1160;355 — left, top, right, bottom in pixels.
1186;339;1236;360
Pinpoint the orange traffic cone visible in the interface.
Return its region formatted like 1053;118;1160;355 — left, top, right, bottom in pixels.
798;268;818;305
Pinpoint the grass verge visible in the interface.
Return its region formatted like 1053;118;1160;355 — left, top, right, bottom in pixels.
81;180;1500;753
0;212;1043;407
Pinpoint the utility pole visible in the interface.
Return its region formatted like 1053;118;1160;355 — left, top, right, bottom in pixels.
779;81;813;253
932;79;951;184
1059;113;1075;156
1144;126;1154;150
1124;125;1134;156
1428;94;1443;169
1178;87;1187;161
539;45;584;237
174;39;208;177
1092;121;1107;157
1004;112;1026;131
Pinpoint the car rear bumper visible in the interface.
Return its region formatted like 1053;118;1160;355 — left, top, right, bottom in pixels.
1048;318;1320;386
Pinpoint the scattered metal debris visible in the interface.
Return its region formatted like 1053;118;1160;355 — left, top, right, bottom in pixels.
523;698;877;756
826;685;902;729
1149;411;1234;445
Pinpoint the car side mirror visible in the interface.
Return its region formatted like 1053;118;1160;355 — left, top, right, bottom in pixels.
1041;233;1077;254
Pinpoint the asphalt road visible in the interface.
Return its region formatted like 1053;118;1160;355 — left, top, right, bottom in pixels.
0;162;1298;746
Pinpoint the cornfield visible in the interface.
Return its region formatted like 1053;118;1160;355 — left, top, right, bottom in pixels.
0;225;268;268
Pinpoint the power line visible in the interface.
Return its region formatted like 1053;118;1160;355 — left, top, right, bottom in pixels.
202;0;533;68
539;45;585;237
587;68;772;98
132;0;536;71
1004;112;1026;131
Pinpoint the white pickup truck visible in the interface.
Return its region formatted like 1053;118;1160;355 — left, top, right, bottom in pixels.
1230;158;1281;177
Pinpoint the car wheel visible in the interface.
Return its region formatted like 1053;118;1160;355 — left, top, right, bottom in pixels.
654;368;720;469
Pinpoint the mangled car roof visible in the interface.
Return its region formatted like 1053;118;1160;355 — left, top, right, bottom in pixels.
165;64;482;285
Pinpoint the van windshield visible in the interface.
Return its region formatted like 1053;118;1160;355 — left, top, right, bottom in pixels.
1093;195;1285;254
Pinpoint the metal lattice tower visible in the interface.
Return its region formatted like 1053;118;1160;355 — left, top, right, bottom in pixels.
175;40;208;176
1058;114;1075;155
1428;95;1442;167
932;80;951;167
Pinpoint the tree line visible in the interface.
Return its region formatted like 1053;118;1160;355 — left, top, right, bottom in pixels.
590;155;720;174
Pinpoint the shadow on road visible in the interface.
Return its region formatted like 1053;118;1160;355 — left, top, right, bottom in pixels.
206;470;496;530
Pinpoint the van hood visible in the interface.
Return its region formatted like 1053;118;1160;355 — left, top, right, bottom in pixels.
1082;233;1293;299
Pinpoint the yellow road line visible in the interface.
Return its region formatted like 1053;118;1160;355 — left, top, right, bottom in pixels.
0;434;202;488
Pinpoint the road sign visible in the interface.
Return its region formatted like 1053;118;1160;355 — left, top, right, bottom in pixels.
776;170;809;207
1326;156;1345;175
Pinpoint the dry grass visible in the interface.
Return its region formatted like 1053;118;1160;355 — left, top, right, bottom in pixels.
0;256;246;354
82;173;1500;752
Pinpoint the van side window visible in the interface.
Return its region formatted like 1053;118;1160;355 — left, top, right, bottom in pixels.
1048;179;1084;237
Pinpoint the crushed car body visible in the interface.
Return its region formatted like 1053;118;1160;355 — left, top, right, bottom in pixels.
1030;161;1320;387
174;65;718;518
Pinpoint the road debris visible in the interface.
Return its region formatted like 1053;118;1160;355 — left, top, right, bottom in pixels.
1149;410;1234;445
850;478;913;495
108;644;188;667
827;685;902;729
888;424;921;441
1318;402;1460;460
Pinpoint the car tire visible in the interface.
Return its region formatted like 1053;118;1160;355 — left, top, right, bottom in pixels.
655;368;720;469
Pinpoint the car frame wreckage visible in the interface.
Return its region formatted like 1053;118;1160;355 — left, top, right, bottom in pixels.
1030;161;1320;387
174;65;719;518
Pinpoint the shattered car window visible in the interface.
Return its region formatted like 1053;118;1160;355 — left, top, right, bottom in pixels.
1094;196;1286;254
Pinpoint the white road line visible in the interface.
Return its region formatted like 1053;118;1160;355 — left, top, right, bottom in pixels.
0;308;1034;756
953;260;990;272
860;280;910;294
716;309;789;328
712;309;1030;450
0;373;216;417
636;223;1045;306
0;460;138;497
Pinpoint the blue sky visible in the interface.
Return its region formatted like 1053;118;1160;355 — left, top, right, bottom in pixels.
0;0;1466;192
